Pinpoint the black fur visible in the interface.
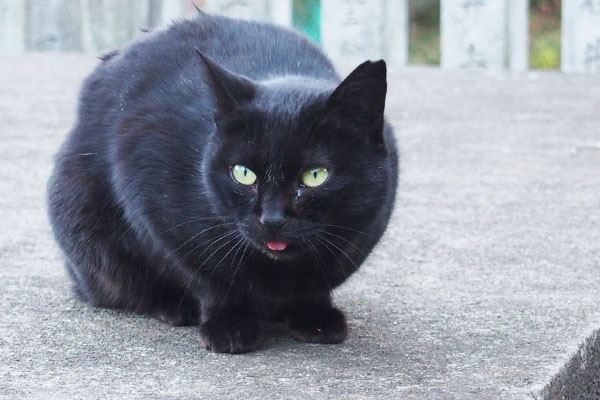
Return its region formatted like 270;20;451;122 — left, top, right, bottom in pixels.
47;14;398;353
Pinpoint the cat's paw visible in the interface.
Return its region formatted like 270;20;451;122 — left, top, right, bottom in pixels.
151;297;200;327
153;304;200;327
199;316;263;353
287;307;348;344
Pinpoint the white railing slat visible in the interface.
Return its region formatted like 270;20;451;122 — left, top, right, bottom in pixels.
383;0;409;68
321;0;408;68
204;0;292;26
80;0;149;53
562;0;600;73
2;0;600;75
321;0;384;67
204;0;269;23
441;0;507;69
150;0;189;27
508;0;529;71
0;0;25;52
269;0;292;27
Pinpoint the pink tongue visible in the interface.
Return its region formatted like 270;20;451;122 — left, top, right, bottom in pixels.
267;241;288;251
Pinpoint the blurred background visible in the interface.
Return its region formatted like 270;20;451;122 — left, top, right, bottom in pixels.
0;0;598;73
410;0;561;68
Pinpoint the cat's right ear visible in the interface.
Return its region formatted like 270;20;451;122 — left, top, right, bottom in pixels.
324;60;387;144
195;49;256;116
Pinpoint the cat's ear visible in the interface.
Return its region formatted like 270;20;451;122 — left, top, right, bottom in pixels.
195;49;256;115
325;60;387;143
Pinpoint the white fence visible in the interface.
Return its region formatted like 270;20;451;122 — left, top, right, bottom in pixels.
0;0;599;74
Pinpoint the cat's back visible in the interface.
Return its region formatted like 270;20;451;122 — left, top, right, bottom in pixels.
182;13;338;80
91;14;338;96
71;13;338;147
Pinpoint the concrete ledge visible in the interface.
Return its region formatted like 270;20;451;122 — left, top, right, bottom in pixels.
1;55;599;399
540;330;600;400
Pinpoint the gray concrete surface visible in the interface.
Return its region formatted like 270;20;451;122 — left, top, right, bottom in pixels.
1;55;599;399
540;329;600;399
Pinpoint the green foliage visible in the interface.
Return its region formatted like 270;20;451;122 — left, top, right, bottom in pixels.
529;1;561;69
530;32;561;69
409;2;440;65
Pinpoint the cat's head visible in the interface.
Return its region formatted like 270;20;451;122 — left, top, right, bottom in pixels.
198;52;391;261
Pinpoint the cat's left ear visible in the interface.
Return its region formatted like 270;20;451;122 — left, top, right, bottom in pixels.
325;60;387;144
195;49;256;116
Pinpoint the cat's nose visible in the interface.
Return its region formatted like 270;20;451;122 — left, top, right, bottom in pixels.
259;211;288;234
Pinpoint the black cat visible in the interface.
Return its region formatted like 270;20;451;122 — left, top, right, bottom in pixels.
47;12;398;353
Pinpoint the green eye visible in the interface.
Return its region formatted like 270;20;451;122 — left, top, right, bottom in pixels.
232;165;257;185
301;167;329;187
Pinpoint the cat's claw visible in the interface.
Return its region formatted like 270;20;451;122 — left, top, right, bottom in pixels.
199;317;263;353
287;307;348;344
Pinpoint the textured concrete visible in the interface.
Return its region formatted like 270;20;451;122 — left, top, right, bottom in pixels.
1;55;599;399
540;329;600;399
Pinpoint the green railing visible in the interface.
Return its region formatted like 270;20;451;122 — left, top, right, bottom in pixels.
292;0;320;44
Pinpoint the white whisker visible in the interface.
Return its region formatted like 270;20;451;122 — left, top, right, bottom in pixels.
316;229;365;256
303;238;331;290
321;224;374;237
317;235;360;271
316;236;347;277
221;240;250;304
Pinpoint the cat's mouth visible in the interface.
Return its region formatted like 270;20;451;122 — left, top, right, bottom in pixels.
261;240;302;260
266;241;287;251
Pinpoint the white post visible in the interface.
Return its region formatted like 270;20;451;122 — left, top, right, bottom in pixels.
321;0;384;68
150;0;190;27
441;0;507;69
383;0;409;68
562;0;600;74
0;0;26;52
200;0;292;26
204;0;270;22
81;0;150;53
24;0;87;52
322;0;408;68
25;0;62;51
130;0;151;32
507;0;529;71
268;0;292;27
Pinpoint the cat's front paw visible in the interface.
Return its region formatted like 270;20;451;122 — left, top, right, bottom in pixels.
287;307;348;344
199;316;263;353
151;297;200;327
